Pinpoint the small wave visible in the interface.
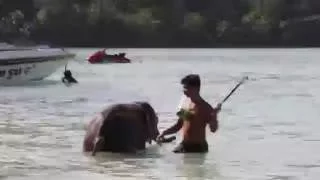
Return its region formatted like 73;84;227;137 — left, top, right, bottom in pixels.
22;141;73;149
248;135;265;140
246;74;318;83
303;139;320;142
0;98;12;105
270;92;313;99
287;164;320;169
262;74;281;80
0;80;60;87
0;96;88;106
271;122;296;127
40;97;89;106
272;130;304;139
311;76;320;80
248;124;265;129
267;174;297;180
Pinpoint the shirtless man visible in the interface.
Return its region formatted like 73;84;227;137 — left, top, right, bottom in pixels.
157;74;221;153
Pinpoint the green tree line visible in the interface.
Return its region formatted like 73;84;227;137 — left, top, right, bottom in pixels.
1;0;320;47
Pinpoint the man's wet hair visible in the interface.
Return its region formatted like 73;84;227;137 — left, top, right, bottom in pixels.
181;74;201;88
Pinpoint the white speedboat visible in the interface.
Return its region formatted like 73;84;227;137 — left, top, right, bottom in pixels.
0;43;75;84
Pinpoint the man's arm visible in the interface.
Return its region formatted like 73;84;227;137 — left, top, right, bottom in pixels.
208;104;221;133
158;118;183;138
209;112;218;133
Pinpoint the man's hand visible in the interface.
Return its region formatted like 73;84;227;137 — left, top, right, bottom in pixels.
215;103;222;113
156;134;176;145
156;134;164;141
156;134;165;144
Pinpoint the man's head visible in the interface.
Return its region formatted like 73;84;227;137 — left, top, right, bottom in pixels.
180;74;201;98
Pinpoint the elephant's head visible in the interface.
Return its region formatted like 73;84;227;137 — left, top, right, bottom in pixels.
135;101;160;144
90;102;160;155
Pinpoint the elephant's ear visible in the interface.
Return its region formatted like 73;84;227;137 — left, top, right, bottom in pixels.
92;105;118;155
138;102;159;143
98;105;118;137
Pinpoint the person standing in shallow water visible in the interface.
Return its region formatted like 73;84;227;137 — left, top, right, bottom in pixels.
157;74;221;153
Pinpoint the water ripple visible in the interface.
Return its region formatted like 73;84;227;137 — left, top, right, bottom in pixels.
272;130;305;139
1;48;320;180
287;164;320;169
267;174;298;180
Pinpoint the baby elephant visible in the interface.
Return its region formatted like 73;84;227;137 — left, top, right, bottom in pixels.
83;101;160;155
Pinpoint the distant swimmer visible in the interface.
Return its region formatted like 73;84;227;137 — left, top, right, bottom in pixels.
62;69;78;85
157;74;221;153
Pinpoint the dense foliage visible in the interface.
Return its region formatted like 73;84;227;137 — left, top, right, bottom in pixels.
1;0;320;47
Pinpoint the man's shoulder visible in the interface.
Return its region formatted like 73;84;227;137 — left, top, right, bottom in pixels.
199;99;214;112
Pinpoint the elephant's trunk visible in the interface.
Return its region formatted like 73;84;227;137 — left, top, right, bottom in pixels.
92;137;104;156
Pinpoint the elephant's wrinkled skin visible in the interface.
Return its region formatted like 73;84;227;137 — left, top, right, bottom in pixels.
83;101;160;155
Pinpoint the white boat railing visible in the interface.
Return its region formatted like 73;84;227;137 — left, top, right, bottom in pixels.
0;42;53;51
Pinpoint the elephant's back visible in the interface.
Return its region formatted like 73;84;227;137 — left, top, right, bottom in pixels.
101;103;145;122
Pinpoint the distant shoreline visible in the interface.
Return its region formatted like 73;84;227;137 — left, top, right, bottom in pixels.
7;38;320;49
63;45;320;49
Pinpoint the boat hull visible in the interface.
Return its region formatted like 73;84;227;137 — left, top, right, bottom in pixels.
0;56;71;84
89;57;131;64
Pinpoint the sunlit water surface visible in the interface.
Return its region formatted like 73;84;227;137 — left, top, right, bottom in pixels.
1;48;320;180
